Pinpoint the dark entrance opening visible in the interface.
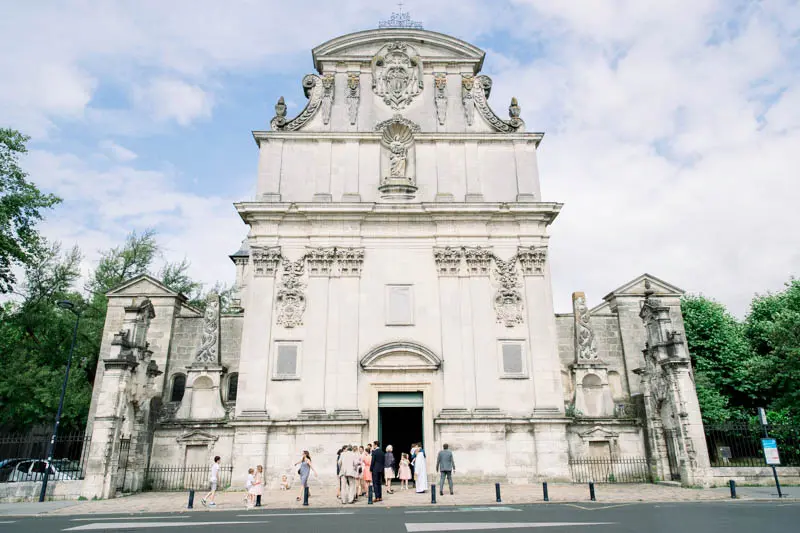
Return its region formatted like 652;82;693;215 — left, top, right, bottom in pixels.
377;392;423;481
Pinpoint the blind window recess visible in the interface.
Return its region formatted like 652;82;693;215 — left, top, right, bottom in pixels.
501;342;525;377
275;344;300;379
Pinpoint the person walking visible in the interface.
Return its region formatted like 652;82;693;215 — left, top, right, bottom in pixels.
201;456;221;507
384;445;396;494
370;440;385;502
295;451;317;502
335;446;344;500
436;443;456;495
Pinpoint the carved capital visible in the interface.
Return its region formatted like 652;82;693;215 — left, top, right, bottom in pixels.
251;246;282;277
517;246;547;276
306;247;336;277
334;247;365;277
463;246;492;276
433;246;463;276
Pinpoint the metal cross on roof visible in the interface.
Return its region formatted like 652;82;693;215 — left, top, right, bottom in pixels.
378;4;424;29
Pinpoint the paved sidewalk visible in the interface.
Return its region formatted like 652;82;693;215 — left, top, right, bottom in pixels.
36;483;731;516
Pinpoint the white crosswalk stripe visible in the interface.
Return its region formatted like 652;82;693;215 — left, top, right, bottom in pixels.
405;522;616;532
71;516;190;521
63;520;271;531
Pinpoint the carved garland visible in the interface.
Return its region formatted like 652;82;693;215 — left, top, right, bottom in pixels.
434;73;447;125
346;72;360;125
462;75;475;126
195;294;221;363
271;74;325;131
320;73;335;125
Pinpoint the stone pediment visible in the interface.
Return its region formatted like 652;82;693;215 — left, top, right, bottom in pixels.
312;29;485;73
578;426;620;442
602;273;684;301
360;341;442;371
106;274;184;300
176;430;219;445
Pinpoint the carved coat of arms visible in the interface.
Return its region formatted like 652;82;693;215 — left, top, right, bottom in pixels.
372;42;423;110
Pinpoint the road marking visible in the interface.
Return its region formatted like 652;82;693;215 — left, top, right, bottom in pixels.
72;516;190;521
405;523;616;532
63;520;271;531
563;503;637;511
0;521;18;524
235;511;355;517
406;507;521;514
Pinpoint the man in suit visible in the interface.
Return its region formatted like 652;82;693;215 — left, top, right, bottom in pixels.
339;445;360;504
436;443;456;495
370;440;386;501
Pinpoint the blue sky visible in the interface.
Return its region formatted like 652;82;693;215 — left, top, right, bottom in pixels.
3;0;800;315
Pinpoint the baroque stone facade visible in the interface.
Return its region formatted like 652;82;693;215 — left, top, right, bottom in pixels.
83;27;710;498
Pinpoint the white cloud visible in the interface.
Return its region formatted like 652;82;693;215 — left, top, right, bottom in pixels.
99;140;138;162
132;78;214;126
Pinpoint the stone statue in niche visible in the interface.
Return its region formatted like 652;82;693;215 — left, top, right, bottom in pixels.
382;121;413;178
372;42;423;110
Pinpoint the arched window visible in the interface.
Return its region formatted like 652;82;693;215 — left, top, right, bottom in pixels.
227;373;239;403
170;374;186;402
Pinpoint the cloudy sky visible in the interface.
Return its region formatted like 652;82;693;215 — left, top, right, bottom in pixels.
3;0;799;315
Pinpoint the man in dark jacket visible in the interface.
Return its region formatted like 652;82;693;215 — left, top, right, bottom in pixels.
370;440;385;501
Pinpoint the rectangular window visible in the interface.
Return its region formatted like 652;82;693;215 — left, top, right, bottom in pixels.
273;342;301;380
498;340;527;378
385;284;414;325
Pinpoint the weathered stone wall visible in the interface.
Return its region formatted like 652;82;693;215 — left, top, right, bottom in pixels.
0;480;83;502
709;466;800;486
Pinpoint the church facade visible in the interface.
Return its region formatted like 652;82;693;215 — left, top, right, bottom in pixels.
81;27;710;498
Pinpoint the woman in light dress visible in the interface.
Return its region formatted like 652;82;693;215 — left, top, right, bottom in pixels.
362;444;373;497
384;445;396;494
294;450;317;502
412;444;427;493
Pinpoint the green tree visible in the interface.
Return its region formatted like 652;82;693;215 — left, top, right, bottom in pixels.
680;295;757;423
0;128;61;293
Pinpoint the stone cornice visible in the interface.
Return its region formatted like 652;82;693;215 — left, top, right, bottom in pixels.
252;130;544;146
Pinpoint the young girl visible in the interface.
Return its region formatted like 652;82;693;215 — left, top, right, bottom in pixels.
398;452;412;490
253;465;264;507
245;468;255;508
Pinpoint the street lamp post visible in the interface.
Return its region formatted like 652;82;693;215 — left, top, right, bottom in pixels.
39;300;81;503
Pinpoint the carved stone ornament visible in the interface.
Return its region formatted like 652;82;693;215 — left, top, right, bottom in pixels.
378;115;418;198
572;292;599;361
306;247;336;277
463;246;492;276
321;73;335;125
462;75;475;126
346;72;360;125
372;42;423;110
434;73;447;125
493;256;524;327
251;246;282;277
195;293;221;364
271;74;325;131
471;75;524;133
276;258;307;328
517;246;547;275
335;247;365;277
433;246;463;276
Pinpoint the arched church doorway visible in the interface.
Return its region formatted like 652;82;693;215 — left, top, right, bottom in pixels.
378;391;424;477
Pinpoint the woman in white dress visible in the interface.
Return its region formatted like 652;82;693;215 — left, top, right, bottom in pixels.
412;445;427;493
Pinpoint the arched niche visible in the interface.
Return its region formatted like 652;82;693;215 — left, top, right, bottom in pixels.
360;341;442;372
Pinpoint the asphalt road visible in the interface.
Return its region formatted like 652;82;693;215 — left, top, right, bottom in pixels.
0;501;797;532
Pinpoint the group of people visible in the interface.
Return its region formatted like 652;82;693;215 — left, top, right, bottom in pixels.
336;442;456;504
197;442;456;508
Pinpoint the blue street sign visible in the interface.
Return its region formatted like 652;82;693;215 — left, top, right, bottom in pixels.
762;438;781;465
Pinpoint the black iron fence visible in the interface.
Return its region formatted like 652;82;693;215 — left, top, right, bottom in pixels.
0;432;91;482
143;464;234;492
569;456;651;483
705;422;800;467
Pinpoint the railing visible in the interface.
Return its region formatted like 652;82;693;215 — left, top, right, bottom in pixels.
143;464;234;492
569;456;651;483
705;422;800;467
0;432;91;483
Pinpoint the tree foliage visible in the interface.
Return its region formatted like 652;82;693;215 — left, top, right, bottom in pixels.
0;128;61;293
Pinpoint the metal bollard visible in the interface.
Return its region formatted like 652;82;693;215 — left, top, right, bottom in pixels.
187;489;195;509
495;482;502;503
729;480;737;499
368;485;373;505
303;486;309;506
542;482;549;502
431;484;436;504
589;481;596;501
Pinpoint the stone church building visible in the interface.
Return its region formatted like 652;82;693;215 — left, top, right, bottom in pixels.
81;26;710;498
